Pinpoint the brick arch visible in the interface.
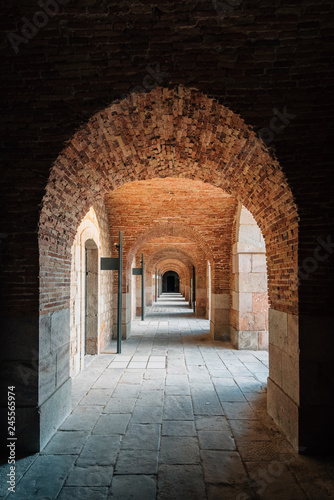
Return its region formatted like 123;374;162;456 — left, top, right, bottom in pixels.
157;260;189;279
39;85;298;316
146;247;195;273
127;224;211;272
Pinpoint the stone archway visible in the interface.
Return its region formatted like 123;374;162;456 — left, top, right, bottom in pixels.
39;86;299;450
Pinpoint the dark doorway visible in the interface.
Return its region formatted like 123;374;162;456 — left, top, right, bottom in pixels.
167;276;174;292
163;271;180;293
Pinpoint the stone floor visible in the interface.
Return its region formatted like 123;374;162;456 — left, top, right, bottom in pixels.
1;294;334;499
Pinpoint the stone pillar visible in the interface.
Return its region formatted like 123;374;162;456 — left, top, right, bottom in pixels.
210;293;230;340
267;310;299;451
230;206;269;350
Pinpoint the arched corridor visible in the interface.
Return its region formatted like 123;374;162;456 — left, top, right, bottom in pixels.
1;295;330;499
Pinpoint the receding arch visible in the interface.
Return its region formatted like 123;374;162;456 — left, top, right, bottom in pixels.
38;85;300;451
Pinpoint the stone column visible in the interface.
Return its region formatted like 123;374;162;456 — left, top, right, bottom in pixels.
210;293;230;340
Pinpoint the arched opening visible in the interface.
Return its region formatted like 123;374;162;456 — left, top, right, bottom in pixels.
163;271;180;293
38;86;300;451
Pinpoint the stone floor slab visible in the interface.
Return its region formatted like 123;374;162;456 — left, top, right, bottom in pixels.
115;449;159;474
201;450;248;484
92;414;131;435
66;465;114;487
42;431;88;455
160;436;200;465
157;464;206;500
77;435;121;466
58;486;108;500
162;420;196;437
108;475;156;500
11;455;76;499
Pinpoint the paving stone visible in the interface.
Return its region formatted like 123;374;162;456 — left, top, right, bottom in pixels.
198;430;236;451
131;406;163;423
137;390;164;406
229;419;271;442
121;423;161;450
163;395;193;420
60;406;102;431
221;401;258;420
195;415;231;432
108;475;156;500
58;486;108;500
77;436;121;466
115;449;159;474
162;420;196;437
201;450;248;484
66;465;114;487
80;389;114;406
103;397;137;414
207;484;257;500
11;455;76;499
92;414;131;435
160;436;200;464
157;464;206;500
42;431;88;455
165;384;190;396
112;385;140;398
191;388;224;416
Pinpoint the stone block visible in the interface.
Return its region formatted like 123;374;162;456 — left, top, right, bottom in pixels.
211;293;229;309
287;313;299;356
39;378;72;450
39;352;57;405
237;254;252;273
238;331;259;350
233;242;266;254
239;224;262;243
51;308;70;352
239;207;257;225
239;312;266;331
57;343;70;388
269;344;282;386
39;313;52;359
211;308;229;326
232;291;239;311
282;352;299;404
212;322;230;341
267;377;299;451
258;330;268;350
239;292;252;312
229;326;238;348
252;253;267;272
238;272;267;293
252;292;269;313
269;309;288;350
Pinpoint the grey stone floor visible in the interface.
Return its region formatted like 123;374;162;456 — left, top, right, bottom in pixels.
1;294;334;499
